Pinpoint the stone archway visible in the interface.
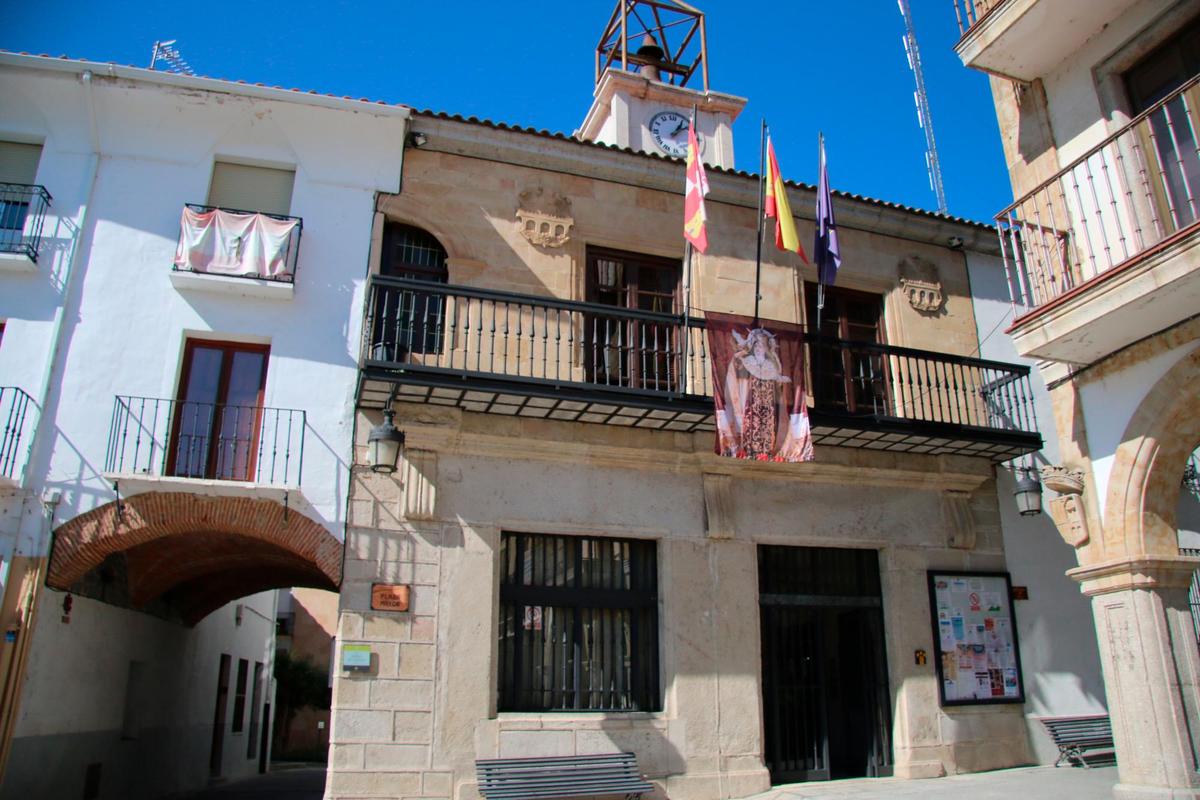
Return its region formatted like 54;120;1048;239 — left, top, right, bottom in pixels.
48;492;342;624
1102;346;1200;560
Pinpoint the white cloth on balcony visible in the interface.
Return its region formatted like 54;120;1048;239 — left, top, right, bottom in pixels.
173;206;298;278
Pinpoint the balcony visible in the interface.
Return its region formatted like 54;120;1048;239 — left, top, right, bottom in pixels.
0;183;52;271
170;204;302;300
105;395;306;488
998;74;1200;363
357;277;1042;461
1;386;35;487
952;0;1135;81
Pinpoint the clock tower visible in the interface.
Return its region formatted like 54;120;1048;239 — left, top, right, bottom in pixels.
577;2;746;169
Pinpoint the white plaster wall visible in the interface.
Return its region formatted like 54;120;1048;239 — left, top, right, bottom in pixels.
966;251;1107;762
2;590;276;800
1079;341;1200;519
1038;0;1178;165
0;61;407;559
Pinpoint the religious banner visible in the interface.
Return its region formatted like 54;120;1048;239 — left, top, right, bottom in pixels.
706;312;813;462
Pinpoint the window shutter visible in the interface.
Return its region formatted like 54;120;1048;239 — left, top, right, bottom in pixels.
207;162;295;216
0;142;43;185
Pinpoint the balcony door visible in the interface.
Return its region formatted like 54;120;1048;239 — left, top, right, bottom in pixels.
170;340;269;482
805;284;888;414
585;247;681;391
372;223;448;361
0;141;42;247
1125;19;1200;230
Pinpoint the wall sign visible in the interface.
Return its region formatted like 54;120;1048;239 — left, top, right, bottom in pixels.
927;570;1025;706
342;644;372;672
371;583;410;612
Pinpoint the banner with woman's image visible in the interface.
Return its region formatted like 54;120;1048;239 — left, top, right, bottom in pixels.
706;312;814;462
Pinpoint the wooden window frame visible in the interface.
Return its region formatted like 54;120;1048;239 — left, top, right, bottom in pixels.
805;283;889;415
168;339;270;482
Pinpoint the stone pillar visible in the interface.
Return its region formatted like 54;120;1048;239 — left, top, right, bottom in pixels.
1070;557;1200;800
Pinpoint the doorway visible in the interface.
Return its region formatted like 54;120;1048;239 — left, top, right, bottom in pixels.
758;545;892;783
209;653;232;777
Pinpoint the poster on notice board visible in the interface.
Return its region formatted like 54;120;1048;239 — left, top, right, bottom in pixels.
927;571;1025;706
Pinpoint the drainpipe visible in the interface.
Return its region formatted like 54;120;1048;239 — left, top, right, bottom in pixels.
0;66;104;785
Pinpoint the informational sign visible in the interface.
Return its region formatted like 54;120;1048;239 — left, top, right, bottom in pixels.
342;644;372;672
371;583;411;612
927;571;1025;706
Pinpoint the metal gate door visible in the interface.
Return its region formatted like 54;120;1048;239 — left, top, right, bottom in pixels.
758;546;893;783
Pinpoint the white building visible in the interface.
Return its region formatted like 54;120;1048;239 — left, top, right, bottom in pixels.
954;0;1200;797
0;53;407;799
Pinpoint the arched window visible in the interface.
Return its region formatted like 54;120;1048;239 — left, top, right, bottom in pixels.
373;223;448;359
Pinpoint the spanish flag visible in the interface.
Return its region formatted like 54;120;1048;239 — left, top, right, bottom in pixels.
765;137;808;262
683;123;710;253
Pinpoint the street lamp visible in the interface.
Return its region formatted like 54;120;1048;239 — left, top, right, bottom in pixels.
367;409;405;473
1013;467;1043;517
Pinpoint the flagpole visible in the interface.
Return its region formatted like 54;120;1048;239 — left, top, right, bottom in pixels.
753;119;767;327
681;106;699;396
816;131;825;335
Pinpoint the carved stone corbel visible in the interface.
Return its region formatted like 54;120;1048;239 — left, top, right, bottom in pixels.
702;472;734;539
1042;466;1089;547
402;448;437;521
942;490;976;550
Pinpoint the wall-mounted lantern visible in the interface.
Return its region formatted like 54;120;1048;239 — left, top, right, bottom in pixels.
367;409;405;473
1013;467;1043;517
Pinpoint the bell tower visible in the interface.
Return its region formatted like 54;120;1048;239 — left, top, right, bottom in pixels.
577;1;746;169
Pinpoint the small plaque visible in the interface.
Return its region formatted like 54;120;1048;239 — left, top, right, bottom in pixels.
342;644;372;672
1012;586;1029;600
371;583;411;612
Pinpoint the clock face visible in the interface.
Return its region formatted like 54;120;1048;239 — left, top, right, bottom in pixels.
648;111;696;158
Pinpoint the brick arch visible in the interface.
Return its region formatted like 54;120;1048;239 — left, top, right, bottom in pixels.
49;493;342;622
1103;346;1200;559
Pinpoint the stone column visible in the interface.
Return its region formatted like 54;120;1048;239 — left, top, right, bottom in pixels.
1070;557;1200;800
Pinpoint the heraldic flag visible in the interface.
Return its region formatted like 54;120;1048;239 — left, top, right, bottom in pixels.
764;137;808;262
683;122;710;252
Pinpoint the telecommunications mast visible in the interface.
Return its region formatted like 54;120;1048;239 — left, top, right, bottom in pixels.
898;0;948;215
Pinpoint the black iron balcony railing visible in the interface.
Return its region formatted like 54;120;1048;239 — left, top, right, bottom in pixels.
1;386;35;482
0;183;52;263
106;395;306;485
998;73;1200;313
361;276;1040;458
173;203;303;284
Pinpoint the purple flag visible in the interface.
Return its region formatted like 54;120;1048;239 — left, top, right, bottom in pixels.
814;137;841;287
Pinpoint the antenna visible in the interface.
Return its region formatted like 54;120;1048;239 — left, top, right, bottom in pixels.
149;39;196;76
898;0;948;215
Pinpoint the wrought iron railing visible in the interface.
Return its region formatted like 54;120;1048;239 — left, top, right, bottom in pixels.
1;387;35;483
0;183;52;263
1182;548;1200;645
951;0;1003;37
998;73;1200;312
364;276;1039;437
173;204;303;283
105;395;305;485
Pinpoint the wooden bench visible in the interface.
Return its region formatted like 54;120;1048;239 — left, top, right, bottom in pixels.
1041;714;1115;768
476;753;653;800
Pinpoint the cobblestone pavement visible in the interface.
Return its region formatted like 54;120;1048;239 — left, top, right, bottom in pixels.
747;765;1117;800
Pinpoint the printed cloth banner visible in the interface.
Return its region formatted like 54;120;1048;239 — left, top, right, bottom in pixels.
174;206;298;278
706;312;813;462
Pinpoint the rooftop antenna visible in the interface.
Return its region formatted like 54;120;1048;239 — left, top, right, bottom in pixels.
149;40;195;76
595;1;708;91
898;0;948;215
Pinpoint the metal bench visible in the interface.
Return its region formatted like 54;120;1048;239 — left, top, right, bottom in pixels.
476;753;653;800
1041;714;1115;768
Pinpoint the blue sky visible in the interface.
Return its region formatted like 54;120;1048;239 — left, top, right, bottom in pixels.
0;1;1010;223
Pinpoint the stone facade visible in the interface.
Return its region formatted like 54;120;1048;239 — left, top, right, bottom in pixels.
328;111;1037;800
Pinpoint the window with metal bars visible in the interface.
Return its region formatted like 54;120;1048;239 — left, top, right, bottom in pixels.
374;223;448;357
498;532;660;712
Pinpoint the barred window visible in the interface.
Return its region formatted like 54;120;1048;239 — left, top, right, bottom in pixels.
498;532;660;712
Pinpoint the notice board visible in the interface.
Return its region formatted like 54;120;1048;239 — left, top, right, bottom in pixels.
927;571;1025;706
